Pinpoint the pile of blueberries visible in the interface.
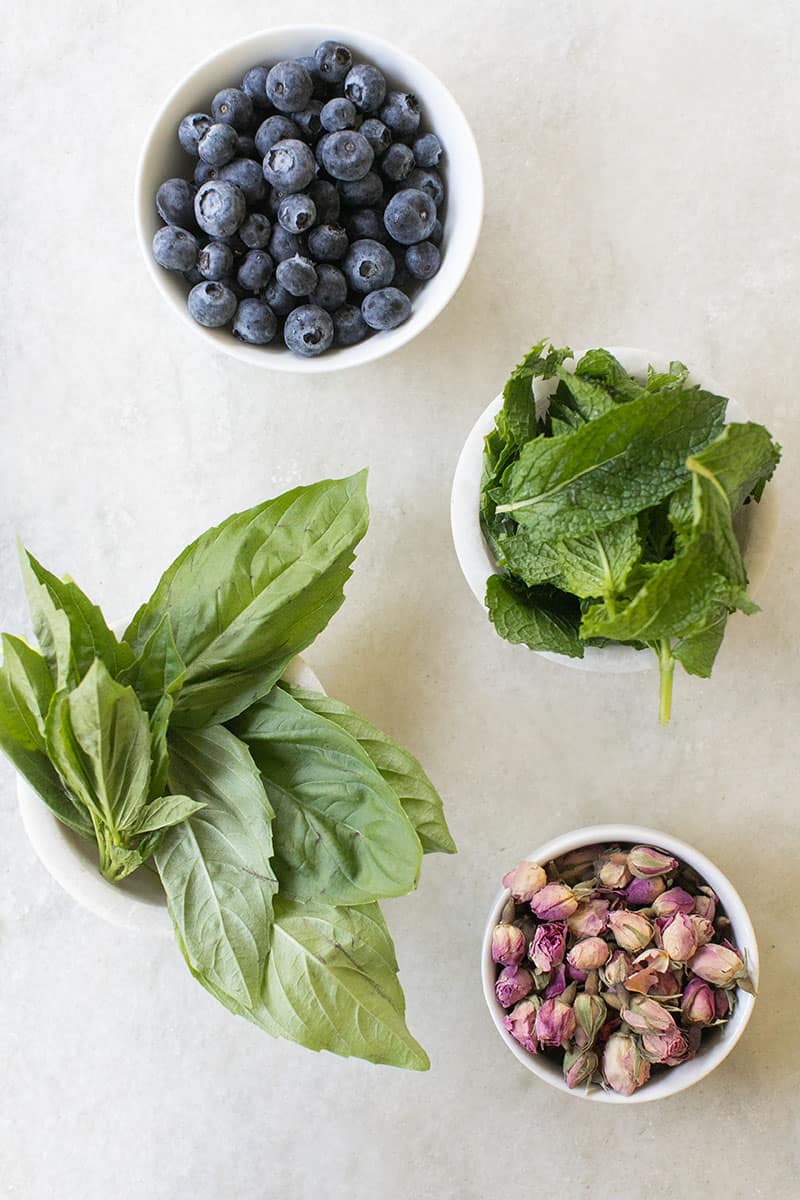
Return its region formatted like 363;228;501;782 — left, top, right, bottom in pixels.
152;40;445;356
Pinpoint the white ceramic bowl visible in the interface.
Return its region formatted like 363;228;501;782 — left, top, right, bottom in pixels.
451;346;778;673
481;823;759;1103
18;655;324;937
135;25;483;373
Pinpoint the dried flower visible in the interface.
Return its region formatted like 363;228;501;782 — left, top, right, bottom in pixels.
499;896;517;925
543;964;568;999
530;882;578;921
625;876;666;906
568;936;610;972
598;851;632;889
529;921;568;972
602;1033;651;1096
495;965;534;1008
690;914;715;947
688;943;746;988
715;989;733;1020
622;995;677;1035
641;1027;692;1066
652;887;695;918
534;996;576;1047
491;923;527;966
624;947;670;994
567;898;609;938
627;845;679;879
661;912;698;963
608;909;653;953
681;978;715;1025
502;861;547;902
564;1047;599;1089
602;949;633;985
693;891;717;922
503;998;541;1053
648;970;681;999
574;992;607;1047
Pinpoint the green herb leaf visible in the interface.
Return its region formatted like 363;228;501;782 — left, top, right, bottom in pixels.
501;340;572;445
135;793;205;834
18;548;73;690
673;610;728;677
486;575;584;657
119;614;186;711
574;349;647;402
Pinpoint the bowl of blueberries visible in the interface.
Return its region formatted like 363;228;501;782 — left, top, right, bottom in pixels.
135;26;483;370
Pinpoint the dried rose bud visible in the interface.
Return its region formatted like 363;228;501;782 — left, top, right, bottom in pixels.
495;965;534;1008
628;845;679;879
598;851;632;888
503;997;541;1053
530;882;578;921
534;995;576;1047
608;909;653;953
661;912;699;963
499;896;517;925
528;921;568;972
689;943;746;988
681;977;715;1025
715;989;733;1020
690;914;715;947
564;1047;599;1089
602;948;633;985
693;892;717;922
622;995;677;1035
602;1033;651;1096
641;1027;692;1066
567;898;609;938
624;947;670;994
649;971;681;999
568;936;610;972
652;887;695;918
503;861;547;902
625;876;666;906
574;992;607;1047
491;923;527;966
543;963;568;999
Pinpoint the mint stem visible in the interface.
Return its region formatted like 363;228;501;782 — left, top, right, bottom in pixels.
657;639;675;725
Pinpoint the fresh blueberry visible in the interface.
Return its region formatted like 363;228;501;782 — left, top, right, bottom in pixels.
237;249;274;292
314;41;352;84
321;96;357;132
308;179;341;223
262;276;300;316
314;131;334;168
198;241;235;280
156;178;196;228
187;280;238;327
380;142;415;182
359;118;391;155
268;224;304;262
262;139;316;192
178;112;212;156
333;303;370;346
306;222;349;262
405;240;440;280
342;238;395;293
383;188;436;244
152;225;199;271
361;286;412;330
428;217;443;245
412;132;443;168
380;91;420;135
198;122;239;166
266;60;313;114
194;160;218;186
255;115;301;157
277;193;317;233
183;265;205;286
194;180;247;238
212;88;254;131
218;157;266;203
276;254;318;296
265;186;289;218
239;213;273;249
233;298;278;344
344;208;387;244
284;304;334;355
407;167;445;207
344;64;387;113
237;134;258;159
308;264;347;311
294;100;323;141
242;65;271;107
338;171;384;207
320;130;374;181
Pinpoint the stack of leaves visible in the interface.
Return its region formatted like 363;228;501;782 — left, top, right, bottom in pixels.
480;341;781;721
0;472;455;1070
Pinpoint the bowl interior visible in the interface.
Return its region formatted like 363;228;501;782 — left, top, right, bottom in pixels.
135;24;483;372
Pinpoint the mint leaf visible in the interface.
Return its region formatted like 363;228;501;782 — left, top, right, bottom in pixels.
575;349;647;402
501;340;572;445
673;610;728;677
486;575;584;658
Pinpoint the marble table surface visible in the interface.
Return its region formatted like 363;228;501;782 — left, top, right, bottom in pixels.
2;1;798;1196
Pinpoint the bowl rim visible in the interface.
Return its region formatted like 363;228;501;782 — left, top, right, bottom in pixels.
481;822;759;1103
134;23;484;373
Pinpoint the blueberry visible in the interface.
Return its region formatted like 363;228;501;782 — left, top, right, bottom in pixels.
237;249;274;292
360;118;392;155
344;208;387;244
284;304;334;355
255;115;301;157
407;167;445;207
383;188;436;244
263;138;316;193
269;224;304;262
198;122;239;166
314;131;334;168
333;303;370;346
412;132;443;168
212;88;254;131
237;134;258;159
178;112;212;156
314;41;352;84
344;64;387;113
194;180;247;238
428;218;443;246
320;130;374;181
321;96;357;132
262;276;300;316
276;254;318;297
152;225;199;271
266;60;313;114
183;265;205;286
198;241;235;280
308;179;340;223
233;298;278;345
294;101;323;141
277;192;317;233
361;286;412;330
380;92;420;135
338;171;384;207
309;264;347;311
194;160;218;186
405;240;440;280
156;178;196;227
187;280;237;327
380;143;414;182
342;238;395;293
265;186;289;218
307;222;349;262
242;65;271;107
218;157;266;203
239;212;273;249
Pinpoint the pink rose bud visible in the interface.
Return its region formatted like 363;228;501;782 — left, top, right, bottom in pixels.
603;948;633;985
690;914;715;947
574;992;607;1046
652;887;695;918
622;995;677;1035
534;996;577;1047
502;861;547;902
625;876;666;906
564;1047;598;1089
688;943;745;988
694;893;717;922
681;977;716;1026
491;923;527;966
568;936;610;972
543;963;568;999
608;909;653;953
649;970;681;999
598;851;632;888
602;1033;651;1096
715;988;732;1019
567;898;609;938
528;921;568;972
530;882;578;921
641;1027;692;1066
627;845;679;879
661;912;699;963
503;997;541;1053
495;965;534;1008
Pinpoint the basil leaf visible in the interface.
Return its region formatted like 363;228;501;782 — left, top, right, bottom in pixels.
232;686;422;905
282;686;456;855
148;693;173;800
135;793;205;834
119;613;185;711
157;725;277;1011
18;548;73;690
125;473;369;729
486;575;584;657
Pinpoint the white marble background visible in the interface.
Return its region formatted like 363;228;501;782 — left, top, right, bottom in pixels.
2;1;799;1196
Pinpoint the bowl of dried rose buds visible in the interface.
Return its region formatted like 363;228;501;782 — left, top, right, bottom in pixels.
482;824;758;1102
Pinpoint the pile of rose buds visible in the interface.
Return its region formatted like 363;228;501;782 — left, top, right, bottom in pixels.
491;844;755;1096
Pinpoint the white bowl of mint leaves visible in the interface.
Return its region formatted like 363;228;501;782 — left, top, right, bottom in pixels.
1;472;455;1072
451;342;781;723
